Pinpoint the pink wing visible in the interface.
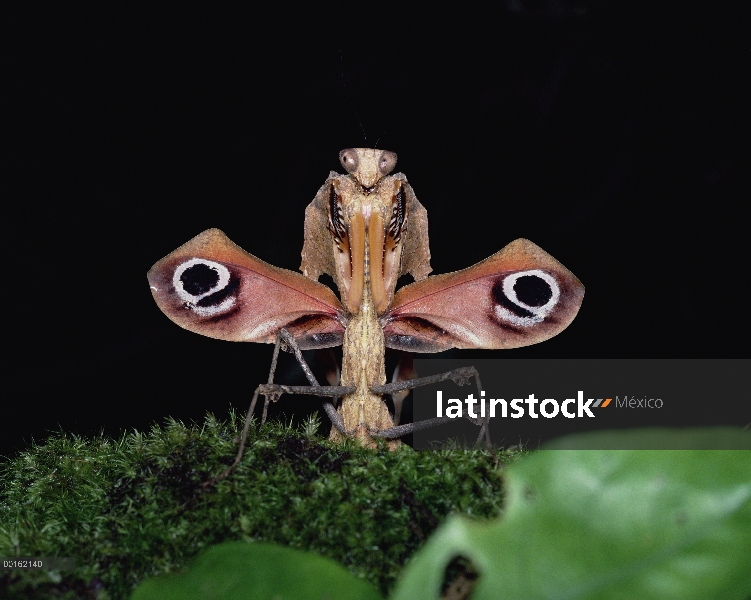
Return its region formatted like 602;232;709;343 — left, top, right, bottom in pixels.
148;228;347;349
381;238;584;352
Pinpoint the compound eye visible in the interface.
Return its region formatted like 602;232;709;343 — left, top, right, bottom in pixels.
339;149;359;174
491;269;560;327
378;151;397;176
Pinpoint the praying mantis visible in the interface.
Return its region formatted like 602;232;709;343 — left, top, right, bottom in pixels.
147;148;584;481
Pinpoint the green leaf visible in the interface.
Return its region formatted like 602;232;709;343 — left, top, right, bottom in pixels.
131;541;384;600
392;431;751;600
542;427;751;449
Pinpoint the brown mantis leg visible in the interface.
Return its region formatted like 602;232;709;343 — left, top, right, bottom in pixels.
370;366;492;448
258;330;355;434
258;329;290;426
257;382;357;435
202;329;356;487
202;333;284;487
270;329;357;435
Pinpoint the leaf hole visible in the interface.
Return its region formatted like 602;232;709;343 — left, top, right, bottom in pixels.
441;555;479;600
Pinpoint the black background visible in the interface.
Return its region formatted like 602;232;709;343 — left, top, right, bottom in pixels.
4;2;749;457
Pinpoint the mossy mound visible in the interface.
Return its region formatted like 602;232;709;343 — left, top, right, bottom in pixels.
0;413;517;599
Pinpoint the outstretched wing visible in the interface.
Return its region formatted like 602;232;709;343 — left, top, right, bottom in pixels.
148;228;347;349
381;238;584;352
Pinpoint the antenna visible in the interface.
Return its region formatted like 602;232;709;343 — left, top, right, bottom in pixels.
374;128;388;149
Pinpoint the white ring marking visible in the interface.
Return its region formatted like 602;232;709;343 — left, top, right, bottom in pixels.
173;258;237;317
494;269;560;327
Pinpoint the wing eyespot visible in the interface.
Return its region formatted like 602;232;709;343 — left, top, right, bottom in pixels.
173;258;239;317
491;269;560;327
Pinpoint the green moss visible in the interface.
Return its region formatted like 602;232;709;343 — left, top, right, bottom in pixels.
0;412;519;599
